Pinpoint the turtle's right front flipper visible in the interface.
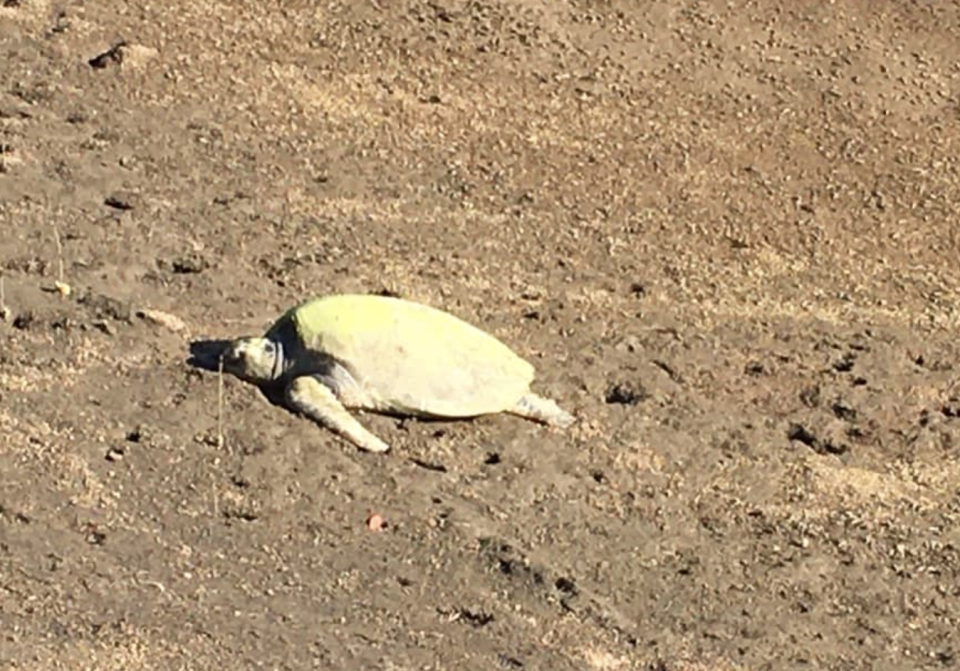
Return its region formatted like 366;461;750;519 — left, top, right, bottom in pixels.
286;375;390;453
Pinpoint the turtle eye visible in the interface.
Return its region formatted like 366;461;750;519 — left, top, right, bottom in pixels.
263;341;276;355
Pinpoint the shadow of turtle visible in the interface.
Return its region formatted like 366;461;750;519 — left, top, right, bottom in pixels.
186;339;232;372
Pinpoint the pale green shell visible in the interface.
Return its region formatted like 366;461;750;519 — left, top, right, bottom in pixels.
270;294;535;417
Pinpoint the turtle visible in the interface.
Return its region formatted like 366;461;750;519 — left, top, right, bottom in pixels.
219;293;575;453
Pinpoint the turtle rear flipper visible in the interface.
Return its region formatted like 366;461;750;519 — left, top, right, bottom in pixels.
509;393;575;428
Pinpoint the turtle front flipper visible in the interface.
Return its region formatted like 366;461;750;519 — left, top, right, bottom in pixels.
508;393;575;428
286;375;390;453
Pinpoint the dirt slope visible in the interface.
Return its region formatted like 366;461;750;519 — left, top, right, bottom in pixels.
2;1;960;669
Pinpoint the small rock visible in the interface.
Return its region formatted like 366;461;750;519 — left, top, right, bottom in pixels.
615;335;642;353
787;421;849;455
105;191;138;211
818;420;850;455
787;423;817;447
799;386;820;407
79;292;133;322
88;41;158;72
456;607;494;627
555;576;578;596
11;312;34;330
137;308;187;332
366;513;386;532
831;402;857;422
161;254;208;275
942;400;960;419
605;382;647;406
832;355;855;373
88;41;127;69
0;145;24;174
83;523;107;545
91;320;115;335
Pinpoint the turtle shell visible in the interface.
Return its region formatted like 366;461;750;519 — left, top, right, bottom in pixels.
268;294;535;418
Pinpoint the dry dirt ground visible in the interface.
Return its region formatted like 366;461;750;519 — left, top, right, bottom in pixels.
2;1;960;669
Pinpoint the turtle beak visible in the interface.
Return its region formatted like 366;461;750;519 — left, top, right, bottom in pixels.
221;344;240;368
219;340;250;378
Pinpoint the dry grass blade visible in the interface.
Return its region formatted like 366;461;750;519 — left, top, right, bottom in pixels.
217;355;225;450
52;225;64;283
0;274;9;321
52;225;71;297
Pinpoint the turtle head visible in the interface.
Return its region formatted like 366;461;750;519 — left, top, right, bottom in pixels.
221;337;285;383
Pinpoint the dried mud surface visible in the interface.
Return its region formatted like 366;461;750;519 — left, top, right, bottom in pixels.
2;1;960;669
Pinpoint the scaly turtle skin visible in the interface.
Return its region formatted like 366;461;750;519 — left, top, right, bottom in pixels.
221;294;575;453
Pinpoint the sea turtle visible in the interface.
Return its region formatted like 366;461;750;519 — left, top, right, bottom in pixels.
219;294;575;453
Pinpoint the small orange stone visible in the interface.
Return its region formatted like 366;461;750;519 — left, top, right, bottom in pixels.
366;513;385;531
